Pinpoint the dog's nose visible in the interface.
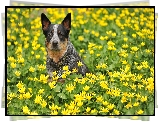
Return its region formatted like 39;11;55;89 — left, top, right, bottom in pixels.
52;41;58;46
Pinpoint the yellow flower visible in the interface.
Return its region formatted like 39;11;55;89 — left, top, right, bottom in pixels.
121;96;127;103
98;46;103;50
125;102;132;109
41;99;47;108
131;46;139;51
29;66;35;72
96;64;101;69
28;88;32;93
123;82;128;86
130;84;136;90
61;73;67;79
83;85;90;91
96;96;103;102
15;46;22;54
7;42;11;46
99;74;105;80
123;31;127;35
145;49;151;53
100;81;108;89
101;63;107;68
77;61;83;67
141;61;149;68
8;56;16;62
51;110;58;115
48;81;56;89
23;92;32;99
122;60;127;65
19;94;23;100
36;55;40;59
18;87;25;94
10;62;16;68
107;104;115;110
112;32;116;37
15;71;21;77
52;71;57;76
86;107;91;112
38;89;44;94
141;96;147;102
16;8;20;13
102;101;109;106
80;49;85;53
122;44;128;48
138;84;144;89
31;51;34;55
136;109;144;115
24;43;29;48
72;68;78;73
96;54;101;57
66;83;76;93
123;37;128;42
18;57;24;63
22;106;30;114
48;95;52;100
94;32;99;37
77;101;83;107
63;66;69;71
113;109;120;115
30;111;38;115
7;79;10;82
89;50;94;54
100;107;109;113
49;103;60;111
68;101;76;110
34;94;42;104
78;36;84;41
91;109;97;114
132;34;137;38
85;93;92;100
84;29;89;33
61;108;71;115
100;36;105;41
141;42;145;46
133;102;139;107
136;65;143;70
107;41;115;46
39;74;49;84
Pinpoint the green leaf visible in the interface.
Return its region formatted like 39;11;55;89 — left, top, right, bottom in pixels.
57;93;67;99
148;101;154;115
54;85;61;92
7;86;11;93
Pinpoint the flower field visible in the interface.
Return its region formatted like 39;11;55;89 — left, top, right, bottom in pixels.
7;8;154;115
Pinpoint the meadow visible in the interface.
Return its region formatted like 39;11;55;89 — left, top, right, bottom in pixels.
7;8;154;115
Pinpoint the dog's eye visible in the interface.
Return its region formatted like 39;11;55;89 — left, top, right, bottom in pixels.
48;32;53;36
58;31;63;36
58;30;61;34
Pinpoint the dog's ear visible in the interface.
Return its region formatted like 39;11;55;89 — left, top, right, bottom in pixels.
61;13;71;34
41;13;51;32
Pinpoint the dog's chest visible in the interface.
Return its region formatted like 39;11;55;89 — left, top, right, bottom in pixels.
47;49;67;63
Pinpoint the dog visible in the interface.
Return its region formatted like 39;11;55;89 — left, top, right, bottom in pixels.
41;13;90;83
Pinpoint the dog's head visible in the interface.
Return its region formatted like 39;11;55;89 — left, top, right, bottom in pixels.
41;13;71;51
